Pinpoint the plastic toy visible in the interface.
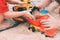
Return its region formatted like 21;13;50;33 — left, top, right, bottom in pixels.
13;0;33;23
26;7;57;37
27;14;57;37
13;0;33;11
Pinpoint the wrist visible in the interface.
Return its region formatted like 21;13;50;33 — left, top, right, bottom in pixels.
46;1;59;11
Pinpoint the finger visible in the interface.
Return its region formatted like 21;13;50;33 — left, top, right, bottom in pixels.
44;28;52;30
44;27;53;30
43;24;50;27
27;13;35;20
41;22;50;25
30;15;35;20
40;20;49;23
48;14;55;19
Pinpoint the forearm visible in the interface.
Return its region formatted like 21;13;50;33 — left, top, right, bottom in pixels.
39;0;52;8
4;11;27;18
46;1;59;11
8;0;24;4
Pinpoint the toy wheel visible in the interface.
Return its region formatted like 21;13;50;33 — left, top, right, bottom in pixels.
45;35;49;37
32;27;36;32
28;27;31;30
28;27;36;32
41;32;45;34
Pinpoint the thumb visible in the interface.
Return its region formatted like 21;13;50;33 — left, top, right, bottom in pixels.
44;28;52;30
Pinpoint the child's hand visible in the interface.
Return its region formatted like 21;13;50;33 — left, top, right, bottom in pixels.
23;11;35;20
40;15;60;30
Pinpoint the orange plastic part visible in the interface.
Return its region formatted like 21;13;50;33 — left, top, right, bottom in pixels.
45;29;57;37
26;15;57;37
